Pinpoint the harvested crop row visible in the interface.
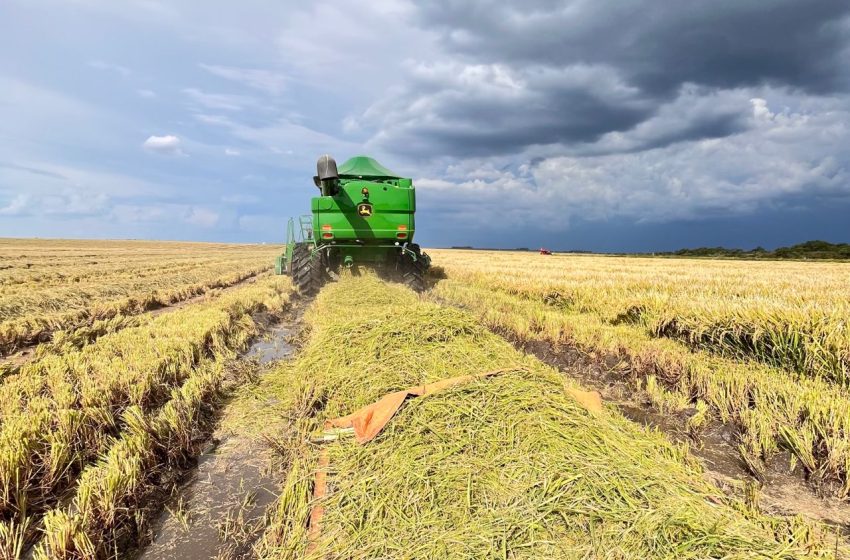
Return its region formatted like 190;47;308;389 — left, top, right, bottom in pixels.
0;239;275;288
0;256;263;289
0;276;292;531
255;275;838;559
430;250;850;383
433;279;850;494
0;264;269;356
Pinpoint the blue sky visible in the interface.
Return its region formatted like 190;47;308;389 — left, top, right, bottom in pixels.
2;0;850;251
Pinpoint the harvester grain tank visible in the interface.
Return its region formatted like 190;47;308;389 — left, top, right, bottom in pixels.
275;155;430;294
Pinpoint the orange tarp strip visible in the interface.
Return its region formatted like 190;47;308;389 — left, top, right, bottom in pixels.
566;386;603;414
325;368;513;443
323;368;603;444
307;369;603;552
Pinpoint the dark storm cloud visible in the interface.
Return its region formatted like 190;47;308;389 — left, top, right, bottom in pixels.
360;0;850;159
416;0;850;94
373;68;653;157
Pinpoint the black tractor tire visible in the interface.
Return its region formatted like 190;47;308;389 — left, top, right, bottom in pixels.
291;243;324;295
400;244;426;292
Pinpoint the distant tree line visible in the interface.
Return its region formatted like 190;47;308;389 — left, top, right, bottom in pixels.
666;240;850;260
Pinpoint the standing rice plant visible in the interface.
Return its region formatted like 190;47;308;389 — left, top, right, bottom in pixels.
0;238;278;356
34;361;228;558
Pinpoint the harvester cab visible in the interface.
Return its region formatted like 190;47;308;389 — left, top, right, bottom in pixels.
275;155;430;294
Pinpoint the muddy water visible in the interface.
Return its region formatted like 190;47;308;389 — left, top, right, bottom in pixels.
137;319;297;560
245;323;297;364
505;333;850;532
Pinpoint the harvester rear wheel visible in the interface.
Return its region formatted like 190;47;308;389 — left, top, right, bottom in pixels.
291;243;324;295
400;244;426;293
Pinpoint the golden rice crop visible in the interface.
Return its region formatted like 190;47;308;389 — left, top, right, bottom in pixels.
0;274;292;557
428;249;850;491
0;239;277;355
34;361;228;558
429;250;850;383
250;274;839;559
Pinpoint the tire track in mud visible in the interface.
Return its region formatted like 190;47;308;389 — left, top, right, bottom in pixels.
132;296;310;560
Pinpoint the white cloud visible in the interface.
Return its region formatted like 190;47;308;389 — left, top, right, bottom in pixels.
0;190;109;218
224;148;240;156
112;203;221;228
410;95;850;229
137;89;157;98
0;194;30;216
0;157;173;199
222;193;259;204
143;134;184;155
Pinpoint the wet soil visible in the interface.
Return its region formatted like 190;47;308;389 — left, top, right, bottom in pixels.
498;328;850;532
134;301;304;560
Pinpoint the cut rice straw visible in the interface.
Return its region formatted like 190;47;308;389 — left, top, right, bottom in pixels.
255;273;842;559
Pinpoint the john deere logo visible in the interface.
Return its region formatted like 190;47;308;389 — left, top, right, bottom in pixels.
357;203;373;217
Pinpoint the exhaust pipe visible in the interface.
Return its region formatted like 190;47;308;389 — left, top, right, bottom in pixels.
314;154;340;196
317;154;339;181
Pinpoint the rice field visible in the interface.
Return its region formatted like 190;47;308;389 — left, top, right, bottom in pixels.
429;250;850;493
0;239;276;356
0;239;293;558
3;240;850;558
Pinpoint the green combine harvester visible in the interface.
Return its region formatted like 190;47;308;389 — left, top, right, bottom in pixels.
275;154;430;294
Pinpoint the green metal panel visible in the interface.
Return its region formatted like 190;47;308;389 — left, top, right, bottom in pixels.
311;177;416;244
337;156;401;178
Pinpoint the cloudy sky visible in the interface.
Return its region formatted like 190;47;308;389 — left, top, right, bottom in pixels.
2;0;850;251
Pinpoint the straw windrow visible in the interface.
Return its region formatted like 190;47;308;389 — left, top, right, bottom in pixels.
255;274;840;559
433;277;850;493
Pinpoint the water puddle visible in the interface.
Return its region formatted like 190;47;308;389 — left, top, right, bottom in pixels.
244;323;296;364
137;438;279;560
136;315;299;560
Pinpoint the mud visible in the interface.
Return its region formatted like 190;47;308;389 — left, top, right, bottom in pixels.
136;438;281;560
499;329;850;532
134;303;302;560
